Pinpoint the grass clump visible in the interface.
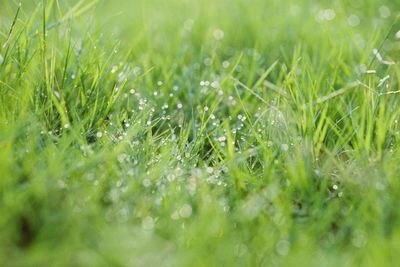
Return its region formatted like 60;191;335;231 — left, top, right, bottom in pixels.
1;0;400;266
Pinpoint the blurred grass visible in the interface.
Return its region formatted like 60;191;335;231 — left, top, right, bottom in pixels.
1;0;400;266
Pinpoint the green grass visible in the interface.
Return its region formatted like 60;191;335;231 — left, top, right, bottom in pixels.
1;0;400;266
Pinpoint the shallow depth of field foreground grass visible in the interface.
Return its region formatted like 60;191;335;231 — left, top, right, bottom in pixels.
1;0;400;266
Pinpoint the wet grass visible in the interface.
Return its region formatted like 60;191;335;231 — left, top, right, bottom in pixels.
1;0;400;266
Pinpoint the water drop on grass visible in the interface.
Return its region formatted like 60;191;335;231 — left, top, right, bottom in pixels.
324;9;336;20
379;6;391;18
171;211;180;220
204;58;212;66
143;179;151;187
347;15;360;27
218;136;226;142
222;61;230;68
276;240;290;256
111;65;118;73
213;28;224;40
179;204;192;218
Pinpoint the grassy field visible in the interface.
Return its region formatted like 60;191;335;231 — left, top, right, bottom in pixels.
1;0;400;266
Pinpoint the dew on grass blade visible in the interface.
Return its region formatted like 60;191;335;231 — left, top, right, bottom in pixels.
213;28;224;40
111;65;118;73
204;58;212;66
222;61;230;68
211;81;219;88
281;144;289;151
143;178;151;188
347;15;360;27
179;204;192;218
379;6;391;18
276;240;290;256
171;211;180;220
317;9;336;22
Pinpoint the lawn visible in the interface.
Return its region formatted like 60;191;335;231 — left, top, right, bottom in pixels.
1;0;400;266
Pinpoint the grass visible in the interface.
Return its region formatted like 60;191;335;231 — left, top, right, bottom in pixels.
1;0;400;266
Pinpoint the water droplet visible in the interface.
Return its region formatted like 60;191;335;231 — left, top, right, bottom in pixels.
111;65;118;73
222;61;230;69
213;28;224;40
276;240;290;256
348;14;360;27
143;179;151;187
204;58;213;66
218;136;226;142
281;144;289;151
211;81;219;89
171;211;180;220
379;5;391;18
179;204;193;218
